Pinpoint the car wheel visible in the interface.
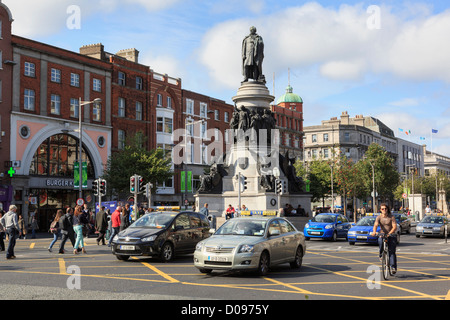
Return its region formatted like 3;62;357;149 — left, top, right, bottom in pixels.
329;231;337;242
160;242;174;262
290;246;303;269
257;251;270;276
116;255;129;261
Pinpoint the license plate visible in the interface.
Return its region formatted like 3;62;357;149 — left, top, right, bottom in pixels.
357;236;367;239
208;256;228;262
120;245;135;250
310;232;321;235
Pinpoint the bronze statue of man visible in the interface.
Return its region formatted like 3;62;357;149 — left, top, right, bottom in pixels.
242;26;265;83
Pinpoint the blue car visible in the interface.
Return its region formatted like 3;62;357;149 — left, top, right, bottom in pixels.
348;214;401;245
304;213;352;241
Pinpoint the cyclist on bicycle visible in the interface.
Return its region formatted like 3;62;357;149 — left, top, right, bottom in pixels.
370;203;398;274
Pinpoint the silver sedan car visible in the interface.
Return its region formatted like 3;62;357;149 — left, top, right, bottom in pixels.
194;216;306;275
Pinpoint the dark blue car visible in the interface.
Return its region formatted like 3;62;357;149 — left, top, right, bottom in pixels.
304;213;352;241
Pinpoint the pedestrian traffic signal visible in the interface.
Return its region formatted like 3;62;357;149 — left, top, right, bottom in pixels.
99;179;107;196
242;176;248;191
93;179;99;196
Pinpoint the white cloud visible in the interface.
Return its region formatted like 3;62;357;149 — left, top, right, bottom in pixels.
197;2;450;89
388;98;420;107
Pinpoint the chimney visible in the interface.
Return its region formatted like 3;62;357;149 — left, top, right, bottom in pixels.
80;43;106;60
116;48;140;63
340;111;349;125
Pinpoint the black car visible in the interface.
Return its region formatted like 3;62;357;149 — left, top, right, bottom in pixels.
393;213;411;234
111;211;211;261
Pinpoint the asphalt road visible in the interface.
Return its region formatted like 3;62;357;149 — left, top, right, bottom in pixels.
0;230;449;304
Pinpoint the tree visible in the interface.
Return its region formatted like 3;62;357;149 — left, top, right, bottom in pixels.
359;143;400;206
102;134;173;198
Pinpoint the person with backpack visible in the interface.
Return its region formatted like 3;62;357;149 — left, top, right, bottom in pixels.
58;207;76;254
48;209;63;252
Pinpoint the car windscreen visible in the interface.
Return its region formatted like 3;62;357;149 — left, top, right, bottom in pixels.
311;215;336;223
421;216;444;224
355;217;376;226
215;219;267;236
130;213;176;229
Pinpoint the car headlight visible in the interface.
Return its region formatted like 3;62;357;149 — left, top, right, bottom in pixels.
348;231;356;236
112;235;119;242
239;244;254;253
416;226;423;231
305;223;309;228
325;224;334;229
195;242;204;251
142;235;157;242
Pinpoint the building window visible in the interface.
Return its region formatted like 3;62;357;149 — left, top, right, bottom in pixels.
24;89;35;111
167;96;172;109
136;76;143;90
70;98;79;118
323;133;329;142
214;110;220;121
224;111;229;123
186;99;194;114
51;68;61;83
93;102;101;121
51;94;61;115
118;97;126;117
312;134;317;143
136;101;142;121
157;94;162;107
200;102;207;118
70;73;80;87
25;62;35;77
344;132;350;142
93;78;101;92
118;130;126;150
323;148;329;158
118;72;126;86
157;117;173;134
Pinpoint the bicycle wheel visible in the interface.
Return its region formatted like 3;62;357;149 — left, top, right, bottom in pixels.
381;250;390;280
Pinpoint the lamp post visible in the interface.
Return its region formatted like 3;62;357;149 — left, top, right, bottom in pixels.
78;98;102;200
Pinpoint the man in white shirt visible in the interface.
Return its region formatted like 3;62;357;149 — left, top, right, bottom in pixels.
0;205;19;259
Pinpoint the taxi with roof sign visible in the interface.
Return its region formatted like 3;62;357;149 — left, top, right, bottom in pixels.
193;210;306;276
111;210;211;262
415;214;449;238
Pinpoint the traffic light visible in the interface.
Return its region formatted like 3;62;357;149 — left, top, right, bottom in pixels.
276;179;285;195
99;179;107;196
93;179;99;196
137;175;143;193
143;183;153;199
139;178;146;193
130;175;136;193
242;176;248;191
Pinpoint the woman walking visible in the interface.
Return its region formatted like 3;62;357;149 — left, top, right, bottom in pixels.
73;206;87;254
48;209;63;252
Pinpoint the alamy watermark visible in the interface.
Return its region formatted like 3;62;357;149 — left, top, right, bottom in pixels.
66;5;81;30
367;5;381;30
66;265;81;290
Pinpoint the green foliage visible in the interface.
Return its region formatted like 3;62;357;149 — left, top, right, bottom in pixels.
102;134;173;196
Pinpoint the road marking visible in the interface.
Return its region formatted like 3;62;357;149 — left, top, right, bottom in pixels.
263;276;312;295
29;243;35;249
58;258;66;275
133;258;179;283
308;250;442;300
446;290;450;300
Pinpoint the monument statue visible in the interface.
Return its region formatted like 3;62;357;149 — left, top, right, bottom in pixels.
242;26;265;83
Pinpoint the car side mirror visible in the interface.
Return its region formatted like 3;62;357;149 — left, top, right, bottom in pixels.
175;225;184;231
209;228;215;234
337;221;342;224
